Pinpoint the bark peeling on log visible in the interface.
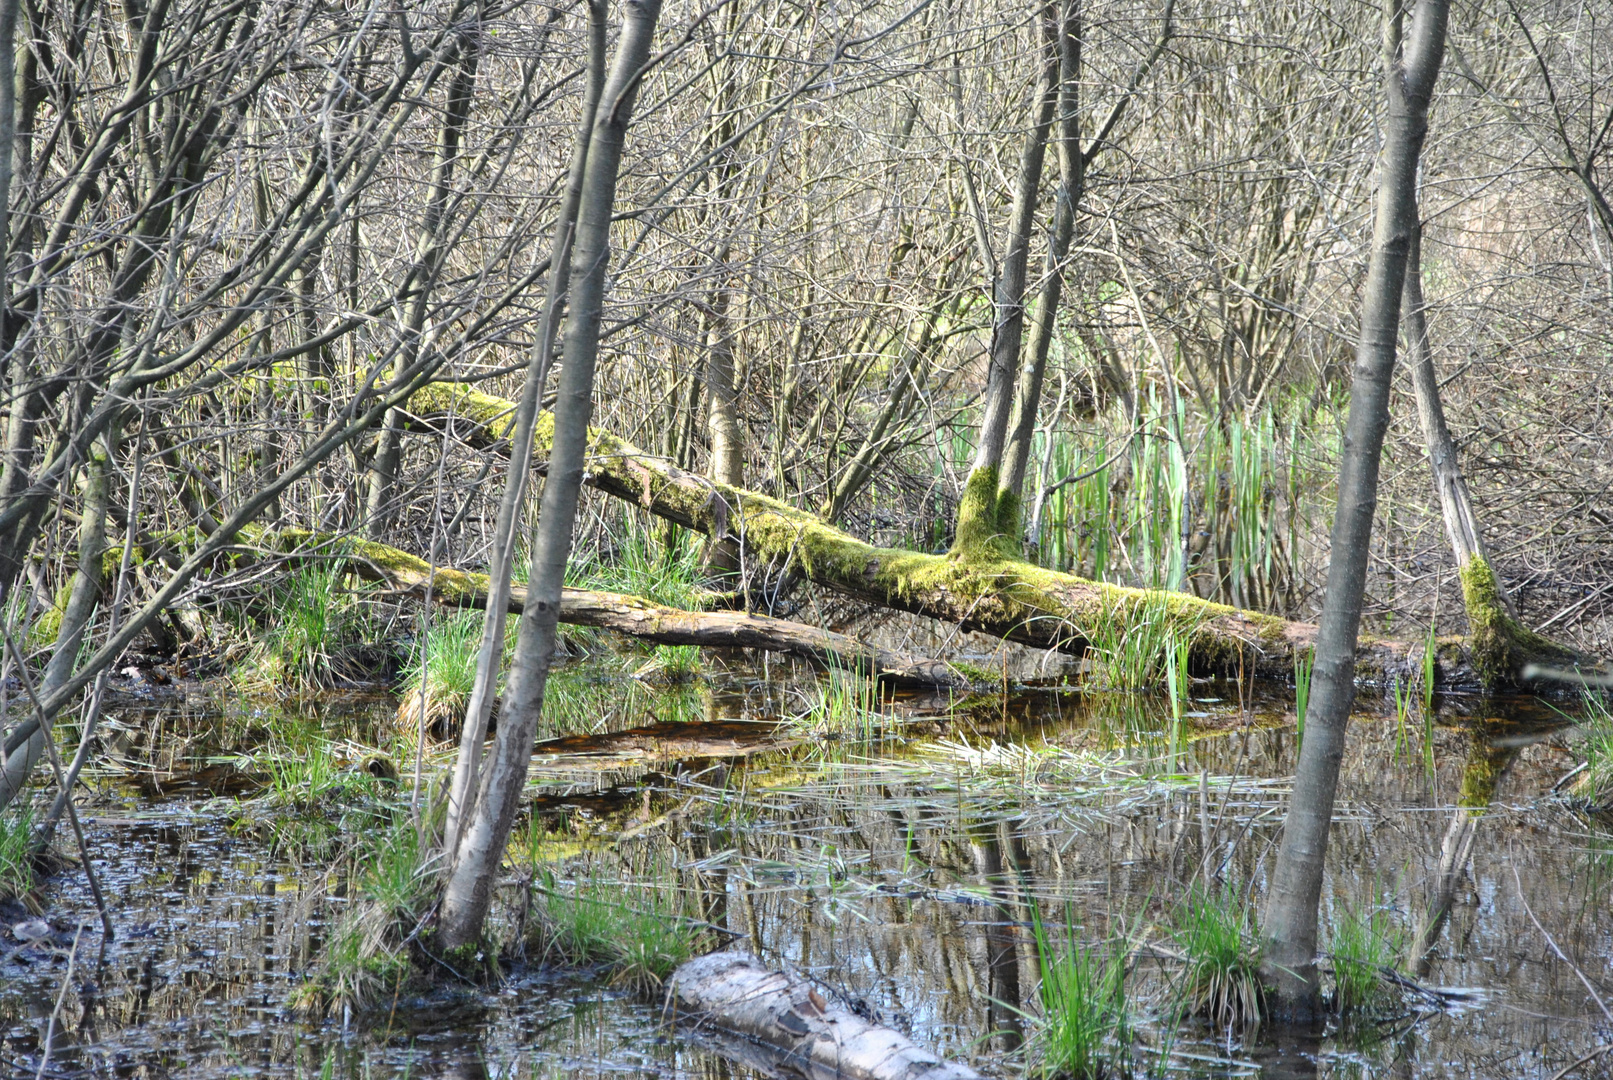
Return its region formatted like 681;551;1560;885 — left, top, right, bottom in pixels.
667;951;985;1080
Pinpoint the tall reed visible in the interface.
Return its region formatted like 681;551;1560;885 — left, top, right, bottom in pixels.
1033;394;1327;612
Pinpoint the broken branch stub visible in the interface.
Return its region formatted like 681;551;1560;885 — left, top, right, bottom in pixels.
667;951;984;1080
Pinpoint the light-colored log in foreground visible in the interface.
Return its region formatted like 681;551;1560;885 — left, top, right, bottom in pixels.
667;950;985;1080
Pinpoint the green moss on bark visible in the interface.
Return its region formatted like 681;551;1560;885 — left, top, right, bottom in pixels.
1459;556;1576;686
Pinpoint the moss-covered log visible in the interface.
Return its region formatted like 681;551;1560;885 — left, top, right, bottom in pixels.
404;383;1506;687
185;528;967;689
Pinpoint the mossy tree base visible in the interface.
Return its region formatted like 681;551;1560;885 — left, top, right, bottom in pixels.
403;383;1511;689
1459;556;1583;686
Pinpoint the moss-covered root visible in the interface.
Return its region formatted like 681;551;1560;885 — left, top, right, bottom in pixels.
951;466;1019;559
1460;557;1582;687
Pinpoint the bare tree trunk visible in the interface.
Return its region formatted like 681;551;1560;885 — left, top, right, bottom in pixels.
704;265;743;489
435;0;663;952
1403;219;1574;683
441;0;605;862
1261;0;1449;1018
967;0;1173;552
0;428;112;806
997;0;1081;540
1403;220;1497;596
364;34;482;539
0;0;16;290
955;4;1058;555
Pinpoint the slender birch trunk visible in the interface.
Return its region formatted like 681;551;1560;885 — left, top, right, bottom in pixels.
434;0;663;951
1403;219;1574;682
0;428;113;806
441;0;606;861
1260;0;1449;1016
954;3;1058;555
998;0;1081;538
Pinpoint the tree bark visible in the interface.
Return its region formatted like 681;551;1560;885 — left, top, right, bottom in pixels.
435;0;663;952
955;5;1059;556
1261;0;1450;1017
0;429;112;806
364;33;482;539
443;0;605;862
668;951;984;1080
998;0;1081;536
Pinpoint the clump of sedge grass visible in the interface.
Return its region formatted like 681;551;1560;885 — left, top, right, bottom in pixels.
631;643;701;683
395;608;512;739
1328;896;1403;1015
528;872;706;996
797;669;882;739
1031;905;1132;1079
1568;691;1613;811
232;734;398;858
0;803;35;900
1081;594;1202;694
568;515;706;610
296;811;435;1014
233;564;385;695
1169;884;1263;1027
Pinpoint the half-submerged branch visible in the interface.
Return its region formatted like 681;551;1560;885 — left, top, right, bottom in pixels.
406;384;1507;688
668;951;984;1080
206;529;967;689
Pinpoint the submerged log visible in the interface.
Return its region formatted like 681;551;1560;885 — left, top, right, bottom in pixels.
192;528;968;689
667;950;984;1080
405;383;1519;688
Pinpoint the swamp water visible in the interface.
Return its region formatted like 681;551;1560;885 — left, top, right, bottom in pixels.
0;655;1608;1079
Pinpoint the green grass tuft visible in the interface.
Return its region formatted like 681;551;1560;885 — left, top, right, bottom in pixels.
1081;593;1202;693
1169;884;1263;1027
233;564;386;695
530;873;706;996
1031;905;1132;1079
632;643;701;682
1569;691;1613;810
297;811;435;1014
797;669;882;739
568;514;705;610
0;804;34;900
1328;896;1403;1015
396;608;515;738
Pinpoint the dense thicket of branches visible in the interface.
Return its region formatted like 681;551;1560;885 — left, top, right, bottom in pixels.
1;0;1610;727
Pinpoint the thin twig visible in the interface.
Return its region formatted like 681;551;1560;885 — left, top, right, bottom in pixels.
4;633;115;943
34;922;82;1080
1513;865;1611;1024
1550;1044;1613;1080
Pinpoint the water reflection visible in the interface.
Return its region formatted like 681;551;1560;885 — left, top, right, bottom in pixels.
0;667;1605;1078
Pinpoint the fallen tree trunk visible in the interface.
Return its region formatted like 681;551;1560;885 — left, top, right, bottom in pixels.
405;383;1515;688
667;950;984;1080
194;529;968;689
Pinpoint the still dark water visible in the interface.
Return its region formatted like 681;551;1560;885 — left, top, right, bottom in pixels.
0;657;1607;1079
